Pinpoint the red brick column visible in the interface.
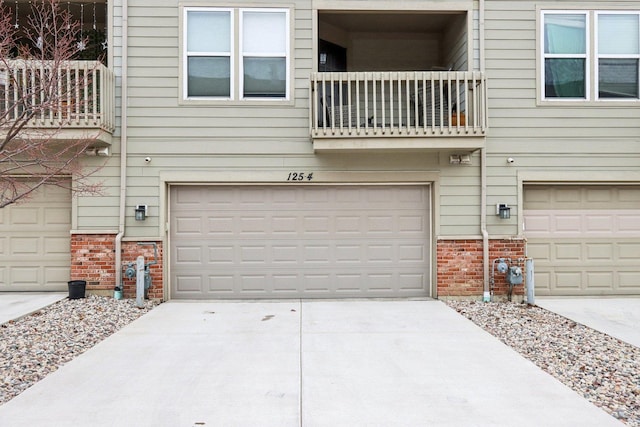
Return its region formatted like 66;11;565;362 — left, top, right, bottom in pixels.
70;234;163;299
70;234;116;291
436;238;526;300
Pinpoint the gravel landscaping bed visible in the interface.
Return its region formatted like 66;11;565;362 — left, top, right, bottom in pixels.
447;301;640;426
0;295;157;406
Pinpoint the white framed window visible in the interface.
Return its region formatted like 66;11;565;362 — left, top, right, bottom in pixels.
240;9;288;98
541;10;640;101
183;7;290;101
596;12;640;99
542;11;589;100
185;8;233;99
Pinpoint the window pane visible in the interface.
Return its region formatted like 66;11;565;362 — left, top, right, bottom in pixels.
599;14;639;55
243;57;286;97
188;57;230;97
243;11;287;53
599;58;639;98
545;58;586;98
187;11;231;53
544;14;586;54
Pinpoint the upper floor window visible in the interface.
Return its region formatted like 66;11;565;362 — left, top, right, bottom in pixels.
184;7;290;101
542;10;640;101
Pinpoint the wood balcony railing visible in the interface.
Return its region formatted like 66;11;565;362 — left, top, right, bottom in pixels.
310;71;487;150
0;60;115;141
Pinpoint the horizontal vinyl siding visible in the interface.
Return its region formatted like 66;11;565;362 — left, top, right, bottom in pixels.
126;0;313;146
484;0;640;236
76;156;121;230
485;0;640;138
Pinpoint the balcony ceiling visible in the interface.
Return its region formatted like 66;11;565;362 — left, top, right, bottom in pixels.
319;12;462;33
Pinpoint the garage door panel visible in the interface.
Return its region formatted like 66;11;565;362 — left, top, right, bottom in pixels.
45;237;72;254
527;242;550;261
175;217;203;234
586;272;614;290
303;274;332;292
272;245;299;264
335;245;362;263
175;275;203;293
586;243;614;261
534;271;552;295
45;208;71;226
618;242;640;260
620;272;640;288
303;216;331;234
335;274;361;292
176;246;203;263
272;216;298;234
367;245;393;263
368;273;393;291
11;238;40;255
207;217;234;235
399;273;426;290
11;267;40;284
273;274;298;292
12;208;39;225
619;214;640;233
399;215;426;233
399;245;426;262
210;275;234;293
555;215;582;234
555;271;583;290
171;184;431;299
524;185;640;296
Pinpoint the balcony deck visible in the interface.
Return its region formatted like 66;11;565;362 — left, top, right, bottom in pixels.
0;60;115;145
310;71;487;152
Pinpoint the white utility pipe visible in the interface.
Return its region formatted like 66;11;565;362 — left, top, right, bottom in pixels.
136;256;145;308
479;0;490;302
115;0;129;288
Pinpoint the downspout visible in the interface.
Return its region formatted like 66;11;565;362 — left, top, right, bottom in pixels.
479;0;490;302
481;148;490;302
115;0;129;288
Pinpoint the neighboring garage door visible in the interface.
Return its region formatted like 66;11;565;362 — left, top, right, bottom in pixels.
170;185;431;299
0;184;72;291
524;185;640;296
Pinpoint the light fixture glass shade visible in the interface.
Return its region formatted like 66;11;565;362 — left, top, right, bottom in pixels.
499;206;511;219
135;205;147;221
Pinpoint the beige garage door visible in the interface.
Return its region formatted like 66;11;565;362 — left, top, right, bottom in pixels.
524;185;640;296
170;185;431;299
0;184;72;291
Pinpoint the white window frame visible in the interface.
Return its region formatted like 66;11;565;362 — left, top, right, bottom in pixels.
594;11;640;101
183;7;234;101
540;9;640;103
239;8;290;100
182;6;291;102
541;10;590;101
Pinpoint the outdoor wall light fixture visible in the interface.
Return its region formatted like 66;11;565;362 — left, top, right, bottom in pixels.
135;205;148;221
449;154;472;165
85;147;110;156
496;203;511;219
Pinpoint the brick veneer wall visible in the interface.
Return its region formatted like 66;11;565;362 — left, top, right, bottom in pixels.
71;234;163;300
437;238;526;300
70;234;116;291
121;241;163;300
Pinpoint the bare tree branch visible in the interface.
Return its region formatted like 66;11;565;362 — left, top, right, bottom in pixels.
0;0;105;208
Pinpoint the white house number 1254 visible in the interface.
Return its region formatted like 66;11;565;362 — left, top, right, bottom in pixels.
287;172;314;181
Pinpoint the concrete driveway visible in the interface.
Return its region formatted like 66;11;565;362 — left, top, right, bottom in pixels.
0;299;619;427
0;292;66;325
537;297;640;348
